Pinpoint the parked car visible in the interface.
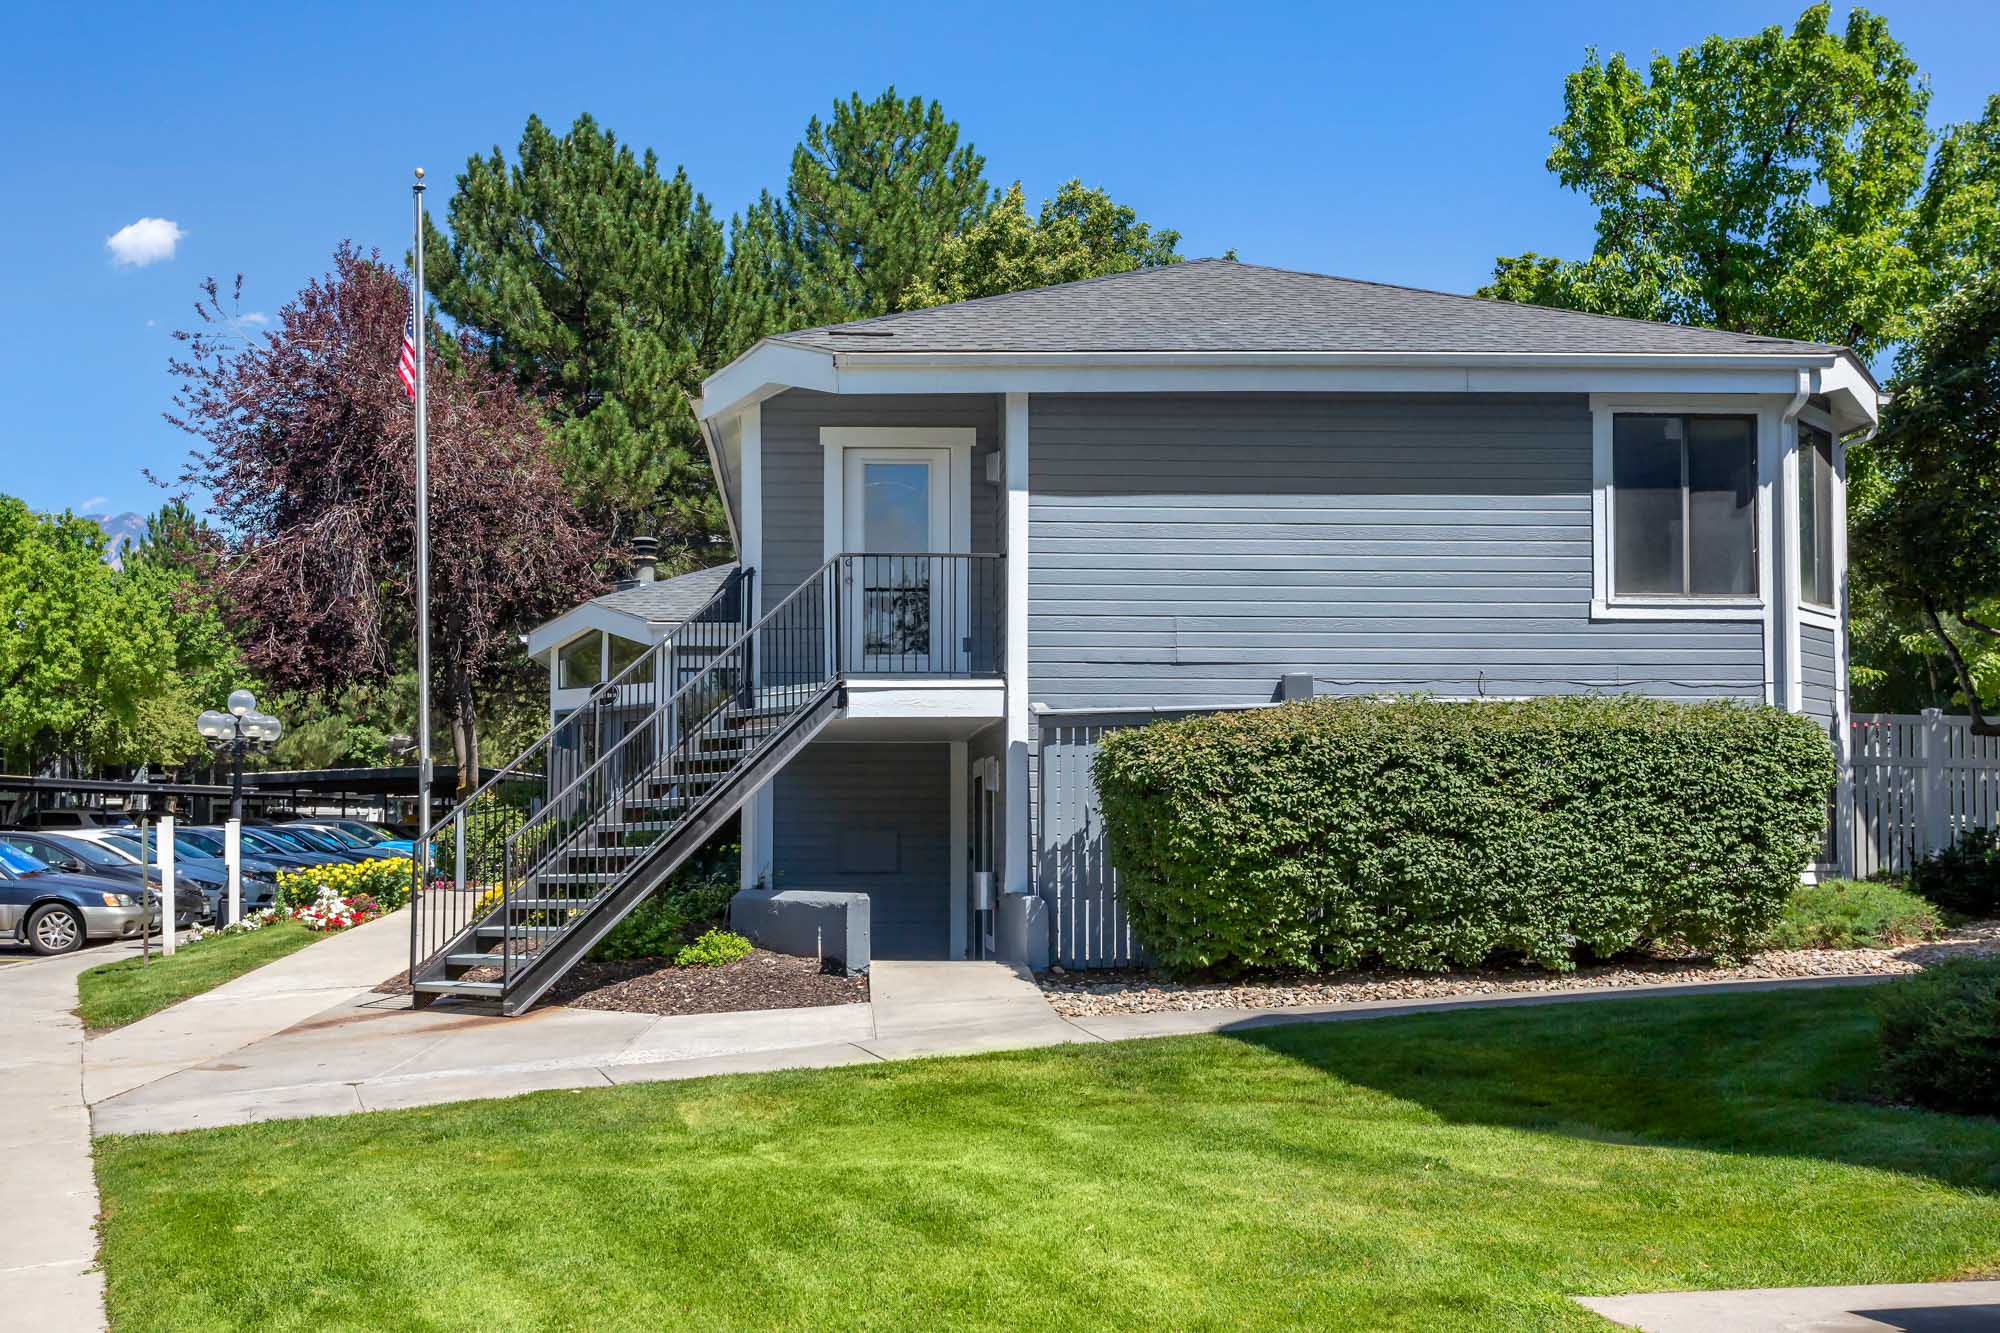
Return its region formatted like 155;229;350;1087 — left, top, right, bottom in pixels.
13;809;134;831
76;828;281;912
58;828;239;921
275;824;379;862
0;841;157;954
231;826;349;868
301;819;417;856
284;820;413;861
0;831;208;927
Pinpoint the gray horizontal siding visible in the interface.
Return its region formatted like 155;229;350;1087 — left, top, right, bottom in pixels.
1801;622;1840;726
773;741;952;960
758;391;1001;614
1027;393;1768;710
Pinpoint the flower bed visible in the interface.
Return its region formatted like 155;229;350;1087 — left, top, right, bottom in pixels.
189;885;386;941
275;858;412;911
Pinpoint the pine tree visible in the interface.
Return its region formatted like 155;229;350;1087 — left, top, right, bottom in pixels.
423;114;731;543
785;88;990;320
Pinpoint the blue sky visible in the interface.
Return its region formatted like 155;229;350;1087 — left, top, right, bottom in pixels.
3;0;1994;520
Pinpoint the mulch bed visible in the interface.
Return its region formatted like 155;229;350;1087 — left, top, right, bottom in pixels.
1039;921;2000;1018
378;946;867;1017
548;948;866;1016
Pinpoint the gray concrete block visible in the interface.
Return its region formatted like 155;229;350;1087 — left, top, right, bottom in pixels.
729;888;871;975
995;892;1050;971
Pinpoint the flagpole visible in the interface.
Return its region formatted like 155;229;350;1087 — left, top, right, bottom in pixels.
411;166;432;969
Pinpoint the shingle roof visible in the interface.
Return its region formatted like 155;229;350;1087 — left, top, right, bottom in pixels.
771;259;1844;359
590;562;738;624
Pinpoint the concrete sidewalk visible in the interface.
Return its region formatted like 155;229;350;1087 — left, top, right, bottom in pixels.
84;907;411;1105
0;937;171;1333
91;959;1091;1133
87;965;1894;1136
1578;1280;2000;1330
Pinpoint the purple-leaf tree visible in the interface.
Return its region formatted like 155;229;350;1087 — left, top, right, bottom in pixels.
169;242;605;792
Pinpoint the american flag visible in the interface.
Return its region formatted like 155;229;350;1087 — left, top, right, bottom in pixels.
398;311;418;398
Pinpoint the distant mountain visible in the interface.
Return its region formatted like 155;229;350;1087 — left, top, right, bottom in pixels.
87;512;147;569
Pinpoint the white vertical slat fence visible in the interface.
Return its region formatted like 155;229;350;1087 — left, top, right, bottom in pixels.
1846;710;2000;879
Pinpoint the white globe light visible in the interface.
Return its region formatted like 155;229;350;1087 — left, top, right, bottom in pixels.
196;710;230;739
228;688;257;718
262;715;284;741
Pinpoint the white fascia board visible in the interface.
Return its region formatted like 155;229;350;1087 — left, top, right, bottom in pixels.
699;412;741;554
523;603;659;660
835;354;1832;399
697;338;836;420
841;679;1005;720
1811;356;1882;432
698;346;1852;422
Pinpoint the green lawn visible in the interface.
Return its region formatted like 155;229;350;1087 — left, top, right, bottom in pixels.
76;922;320;1031
95;986;2000;1331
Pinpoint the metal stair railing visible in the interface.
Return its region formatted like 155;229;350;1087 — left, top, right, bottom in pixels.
407;565;753;981
489;552;1007;999
412;552;1003;1009
487;555;852;995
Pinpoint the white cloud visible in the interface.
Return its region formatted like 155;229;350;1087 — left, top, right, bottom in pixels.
106;217;185;267
77;495;107;512
235;311;269;326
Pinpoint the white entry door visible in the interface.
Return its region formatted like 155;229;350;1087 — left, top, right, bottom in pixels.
843;449;951;672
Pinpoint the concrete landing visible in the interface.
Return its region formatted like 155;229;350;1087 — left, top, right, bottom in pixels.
1578;1281;2000;1331
866;959;1093;1056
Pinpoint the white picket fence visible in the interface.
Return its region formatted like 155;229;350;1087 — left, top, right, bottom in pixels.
1842;711;2000;878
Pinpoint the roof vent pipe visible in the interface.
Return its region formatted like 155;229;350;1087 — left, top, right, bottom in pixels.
631;536;658;584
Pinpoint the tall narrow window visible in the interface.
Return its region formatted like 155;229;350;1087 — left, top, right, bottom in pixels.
607;634;649;680
1612;414;1758;598
557;631;602;690
1798;423;1835;608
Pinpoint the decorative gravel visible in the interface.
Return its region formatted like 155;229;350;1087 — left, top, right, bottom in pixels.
1037;921;2000;1018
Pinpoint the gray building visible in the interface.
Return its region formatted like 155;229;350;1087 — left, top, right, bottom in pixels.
459;260;1875;1009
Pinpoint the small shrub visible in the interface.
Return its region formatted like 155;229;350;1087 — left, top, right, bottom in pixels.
590;862;737;962
675;928;752;968
1876;958;2000;1116
1762;879;1942;950
594;896;691;961
1092;695;1836;976
1910;825;2000;920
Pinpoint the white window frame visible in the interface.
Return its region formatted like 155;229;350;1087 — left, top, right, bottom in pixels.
820;426;975;560
1590;395;1774;622
1794;404;1843;633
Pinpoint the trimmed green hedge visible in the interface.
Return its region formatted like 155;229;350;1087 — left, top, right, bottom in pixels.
1092;696;1836;976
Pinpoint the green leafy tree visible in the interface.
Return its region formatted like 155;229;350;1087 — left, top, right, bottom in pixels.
424;114;733;542
1852;270;2000;733
784;88;990;320
0;499;176;770
902;180;1184;308
1479;5;1993;360
121;501;244;714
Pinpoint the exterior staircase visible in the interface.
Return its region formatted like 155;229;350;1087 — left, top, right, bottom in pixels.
407;553;999;1015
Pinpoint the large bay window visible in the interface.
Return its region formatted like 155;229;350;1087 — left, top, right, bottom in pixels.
1798;423;1835;608
1610;414;1758;599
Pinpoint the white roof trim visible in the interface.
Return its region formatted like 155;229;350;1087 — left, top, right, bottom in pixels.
524;602;659;662
698;344;1873;426
696;337;837;419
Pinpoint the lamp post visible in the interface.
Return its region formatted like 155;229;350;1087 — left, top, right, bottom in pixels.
197;689;283;924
